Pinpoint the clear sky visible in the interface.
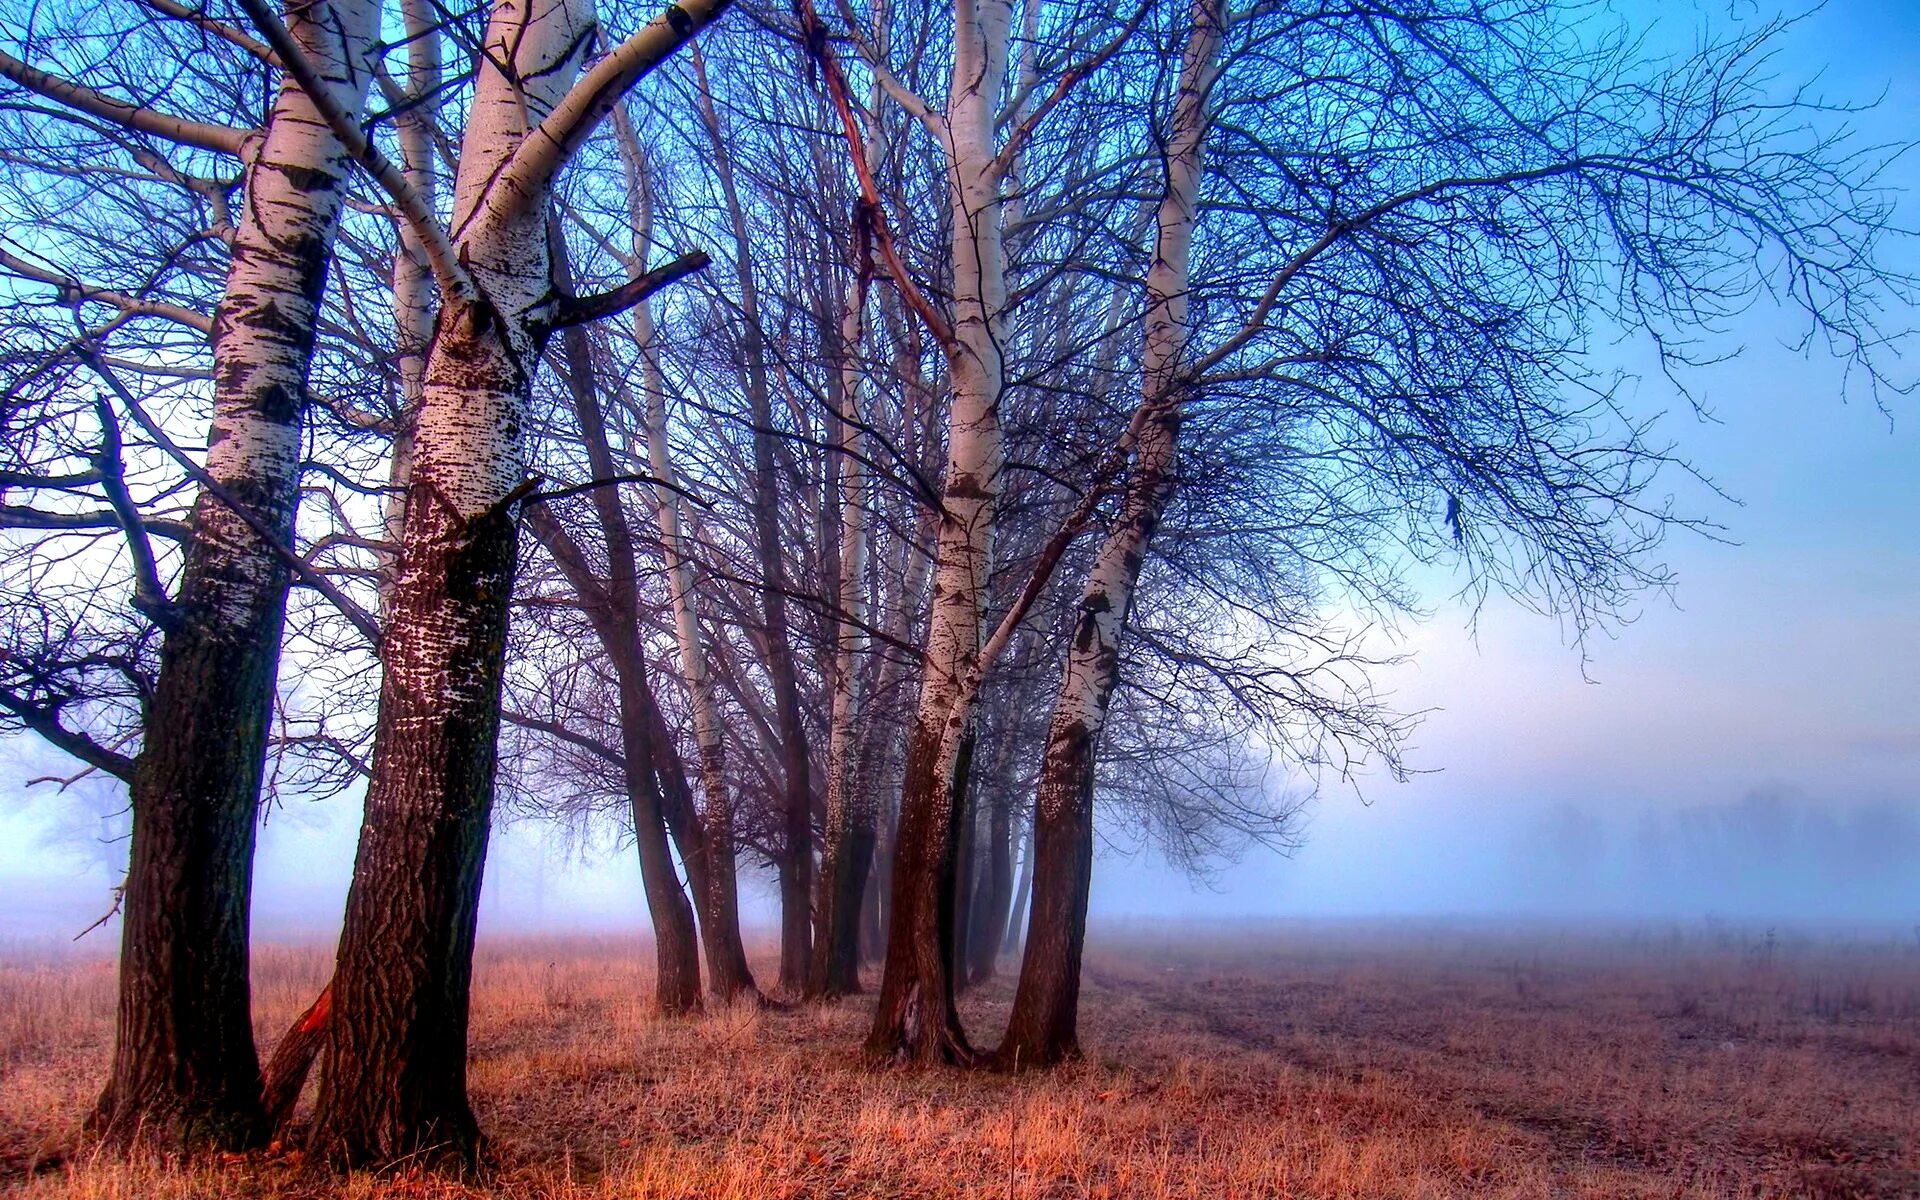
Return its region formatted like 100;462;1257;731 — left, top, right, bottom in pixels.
1;0;1916;950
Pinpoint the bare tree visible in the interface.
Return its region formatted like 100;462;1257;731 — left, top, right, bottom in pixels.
2;0;381;1148
1000;0;1913;1064
301;0;728;1164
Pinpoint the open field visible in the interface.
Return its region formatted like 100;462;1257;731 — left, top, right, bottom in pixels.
2;923;1916;1198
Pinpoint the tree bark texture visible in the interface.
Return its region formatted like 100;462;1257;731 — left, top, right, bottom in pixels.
308;0;731;1159
311;0;591;1165
93;0;379;1152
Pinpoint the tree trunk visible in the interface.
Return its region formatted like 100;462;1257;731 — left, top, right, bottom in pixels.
307;0;728;1158
614;660;703;1015
1000;0;1220;1069
261;983;332;1138
692;50;814;993
949;732;980;992
810;246;876;999
308;0;593;1165
615;107;758;1003
645;697;757;1002
859;774;894;963
542;229;701;1015
999;729;1096;1067
968;773;1014;984
1001;815;1033;957
865;0;1013;1066
865;721;977;1062
91;0;379;1152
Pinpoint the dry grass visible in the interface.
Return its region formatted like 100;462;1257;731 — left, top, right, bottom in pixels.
2;922;1916;1198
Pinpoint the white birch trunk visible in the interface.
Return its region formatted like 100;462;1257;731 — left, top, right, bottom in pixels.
96;0;381;1150
313;0;731;1161
376;0;442;608
314;0;592;1162
1000;0;1222;1067
867;0;1014;1064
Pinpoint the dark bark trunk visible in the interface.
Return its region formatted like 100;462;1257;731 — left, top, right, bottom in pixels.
646;699;758;1002
859;785;893;964
864;721;975;1063
949;784;976;993
950;734;981;991
996;727;1095;1068
91;47;368;1147
615;661;703;1016
92;611;277;1150
810;810;874;997
306;302;521;1169
541;271;701;1016
767;566;813;997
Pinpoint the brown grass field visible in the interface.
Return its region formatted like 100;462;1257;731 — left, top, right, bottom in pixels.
1;922;1916;1198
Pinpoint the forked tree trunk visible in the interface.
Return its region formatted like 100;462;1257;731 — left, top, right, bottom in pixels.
691;49;815;992
91;0;379;1151
612;658;704;1015
999;0;1220;1069
865;0;1013;1066
644;698;756;1001
615;107;758;1003
308;0;727;1163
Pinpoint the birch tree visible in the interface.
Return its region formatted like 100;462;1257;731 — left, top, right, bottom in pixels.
283;0;730;1163
618;108;760;1003
1001;0;1219;1066
2;0;381;1148
998;0;1913;1065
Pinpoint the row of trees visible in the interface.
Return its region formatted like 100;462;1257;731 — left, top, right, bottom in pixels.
0;0;1907;1169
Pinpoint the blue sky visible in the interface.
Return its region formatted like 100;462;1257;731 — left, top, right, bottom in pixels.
2;0;1917;947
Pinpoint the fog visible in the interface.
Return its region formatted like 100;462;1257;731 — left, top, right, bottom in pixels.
6;496;1915;948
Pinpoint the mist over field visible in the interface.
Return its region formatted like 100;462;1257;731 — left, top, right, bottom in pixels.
10;507;1917;943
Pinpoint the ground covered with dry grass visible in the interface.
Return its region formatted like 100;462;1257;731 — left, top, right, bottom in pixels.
2;923;1916;1198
